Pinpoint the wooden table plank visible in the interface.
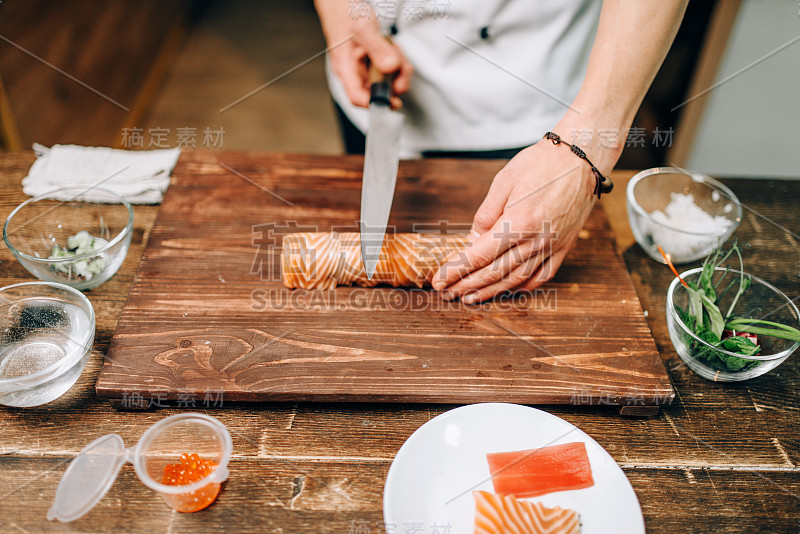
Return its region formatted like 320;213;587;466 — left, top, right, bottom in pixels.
1;152;799;533
0;399;795;471
1;457;798;533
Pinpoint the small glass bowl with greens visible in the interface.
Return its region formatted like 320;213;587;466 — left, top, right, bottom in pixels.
665;244;800;381
3;187;133;290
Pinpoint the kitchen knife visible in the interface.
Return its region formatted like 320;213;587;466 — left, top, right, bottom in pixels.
360;63;404;279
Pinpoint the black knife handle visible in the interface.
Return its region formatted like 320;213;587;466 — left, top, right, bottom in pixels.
369;81;392;106
368;62;395;106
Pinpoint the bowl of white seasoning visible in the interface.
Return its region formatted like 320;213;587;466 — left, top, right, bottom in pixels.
626;167;742;264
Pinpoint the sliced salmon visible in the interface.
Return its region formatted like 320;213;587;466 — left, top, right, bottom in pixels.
486;442;594;499
474;490;581;534
281;232;468;289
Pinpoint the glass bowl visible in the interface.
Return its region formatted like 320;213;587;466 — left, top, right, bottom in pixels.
3;187;134;290
0;281;95;406
666;267;799;382
627;168;742;264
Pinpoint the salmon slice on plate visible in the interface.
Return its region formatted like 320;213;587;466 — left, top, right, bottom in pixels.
486;442;594;499
473;490;581;534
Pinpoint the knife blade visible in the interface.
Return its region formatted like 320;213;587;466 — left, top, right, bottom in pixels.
360;65;403;279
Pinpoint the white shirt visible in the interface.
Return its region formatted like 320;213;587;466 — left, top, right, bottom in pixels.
327;0;601;157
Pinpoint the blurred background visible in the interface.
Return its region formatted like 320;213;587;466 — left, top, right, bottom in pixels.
0;0;797;176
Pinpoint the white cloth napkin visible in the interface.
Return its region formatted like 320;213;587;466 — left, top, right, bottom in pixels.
22;144;182;204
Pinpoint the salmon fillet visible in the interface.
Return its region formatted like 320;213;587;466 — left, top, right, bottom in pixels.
474;491;581;534
486;442;594;499
281;232;467;289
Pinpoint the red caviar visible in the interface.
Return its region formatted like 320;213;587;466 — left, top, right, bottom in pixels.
163;453;217;486
161;453;220;512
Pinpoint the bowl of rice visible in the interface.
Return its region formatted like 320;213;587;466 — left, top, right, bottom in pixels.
626;167;742;264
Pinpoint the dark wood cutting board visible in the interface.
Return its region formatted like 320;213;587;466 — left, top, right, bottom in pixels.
97;151;673;410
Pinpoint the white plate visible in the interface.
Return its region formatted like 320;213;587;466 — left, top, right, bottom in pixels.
383;403;644;534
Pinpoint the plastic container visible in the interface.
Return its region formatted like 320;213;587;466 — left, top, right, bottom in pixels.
48;413;232;522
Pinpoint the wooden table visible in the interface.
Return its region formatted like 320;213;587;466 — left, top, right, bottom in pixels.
1;151;798;533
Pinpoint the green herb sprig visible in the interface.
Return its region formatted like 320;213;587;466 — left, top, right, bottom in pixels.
661;242;800;372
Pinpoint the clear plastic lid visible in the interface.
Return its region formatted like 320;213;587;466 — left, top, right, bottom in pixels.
47;433;128;522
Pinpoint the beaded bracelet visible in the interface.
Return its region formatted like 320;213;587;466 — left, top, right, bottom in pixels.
543;131;614;199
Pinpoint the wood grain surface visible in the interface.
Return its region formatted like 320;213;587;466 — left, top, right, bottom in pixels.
1;152;798;533
96;152;672;406
0;0;191;148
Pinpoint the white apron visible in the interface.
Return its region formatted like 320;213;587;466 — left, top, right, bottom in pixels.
327;0;601;157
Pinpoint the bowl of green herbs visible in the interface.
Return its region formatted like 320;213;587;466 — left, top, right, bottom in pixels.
3;187;133;291
664;243;800;381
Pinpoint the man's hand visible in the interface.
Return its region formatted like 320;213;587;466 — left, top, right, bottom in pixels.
431;140;598;303
315;0;413;109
